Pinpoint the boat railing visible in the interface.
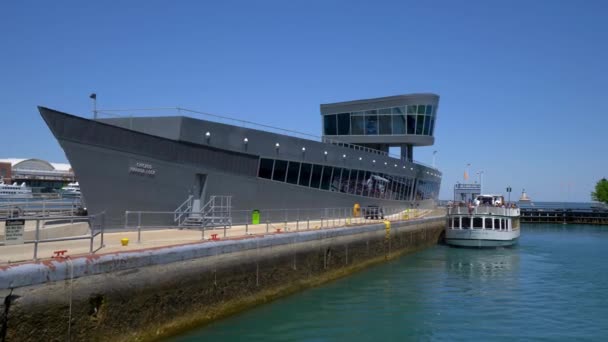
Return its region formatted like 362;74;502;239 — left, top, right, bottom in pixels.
448;205;520;216
95;107;441;172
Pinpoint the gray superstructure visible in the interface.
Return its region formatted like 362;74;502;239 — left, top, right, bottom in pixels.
39;94;442;227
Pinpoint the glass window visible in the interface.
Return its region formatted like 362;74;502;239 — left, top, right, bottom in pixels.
430;118;435;136
379;108;391;114
258;158;274;179
351;115;364;135
299;163;312;186
286;161;300;185
392;106;404;114
462;217;471;229
392;115;405;134
407;105;416;114
379;115;392;135
452;217;460;228
365;114;378;135
272;160;288;182
501;219;506;230
485;218;493;229
310;164;323;188
417;105;426;114
331;167;342;191
425;105;433;115
361;171;370;196
423;116;431;135
407;115;416;134
494;218;500;230
337;113;350;135
416;115;425;135
324;115;337;135
320;166;333;190
340;169;350;193
473;217;483;229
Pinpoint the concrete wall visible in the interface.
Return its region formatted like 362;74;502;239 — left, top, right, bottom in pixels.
0;217;444;342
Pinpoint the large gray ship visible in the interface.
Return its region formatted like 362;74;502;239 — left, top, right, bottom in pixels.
39;93;442;227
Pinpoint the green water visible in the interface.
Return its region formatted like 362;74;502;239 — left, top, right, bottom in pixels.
172;224;608;341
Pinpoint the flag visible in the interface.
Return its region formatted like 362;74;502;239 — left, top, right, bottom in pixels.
464;170;469;181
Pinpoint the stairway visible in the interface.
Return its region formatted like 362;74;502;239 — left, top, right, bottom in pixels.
174;195;232;229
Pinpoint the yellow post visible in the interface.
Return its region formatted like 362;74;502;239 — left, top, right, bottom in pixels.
353;203;361;217
121;238;129;246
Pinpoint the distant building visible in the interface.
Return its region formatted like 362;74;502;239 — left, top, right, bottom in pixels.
0;158;74;192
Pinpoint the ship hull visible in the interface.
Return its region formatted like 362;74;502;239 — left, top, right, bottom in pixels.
39;107;440;228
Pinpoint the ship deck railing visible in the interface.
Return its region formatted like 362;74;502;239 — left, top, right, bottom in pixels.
448;205;520;217
95;107;439;172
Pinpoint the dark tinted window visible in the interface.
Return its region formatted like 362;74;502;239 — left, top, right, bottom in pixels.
485;218;493;229
258;158;274;179
379;108;391;114
416;115;425;134
340;169;350;193
310;165;323;188
379;115;392;135
349;170;358;194
426;105;433;115
272;160;287;182
423;116;431;135
452;217;460;228
392;115;405;134
392;106;404;114
331;167;342;191
337;113;350;135
299;163;312;186
365;115;378;135
361;171;371;196
417;105;426;114
286;161;300;184
407;115;416;134
473;217;483;228
324;115;337;135
351;115;364;135
408;105;416;114
462;217;471;229
321;166;333;190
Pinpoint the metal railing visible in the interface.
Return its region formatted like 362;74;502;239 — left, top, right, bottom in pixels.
95;107;441;172
0;198;85;219
173;195;193;225
0;212;106;262
448;206;520;216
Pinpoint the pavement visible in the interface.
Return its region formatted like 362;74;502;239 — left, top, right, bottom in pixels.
0;209;443;264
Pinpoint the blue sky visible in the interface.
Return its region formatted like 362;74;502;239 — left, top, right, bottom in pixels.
1;0;606;201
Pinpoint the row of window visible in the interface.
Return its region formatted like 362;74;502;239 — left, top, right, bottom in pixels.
257;158;439;201
448;216;521;230
323;105;437;137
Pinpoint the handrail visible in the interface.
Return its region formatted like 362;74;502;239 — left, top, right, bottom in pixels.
173;195;193;224
95;106;441;172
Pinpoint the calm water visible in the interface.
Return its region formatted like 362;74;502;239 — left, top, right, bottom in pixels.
172;224;608;341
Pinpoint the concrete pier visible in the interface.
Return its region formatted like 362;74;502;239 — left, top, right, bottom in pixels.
0;216;444;341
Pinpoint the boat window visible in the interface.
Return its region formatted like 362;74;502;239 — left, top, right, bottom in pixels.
417;105;426;114
320;166;333;190
494;218;500;230
331;167;342;192
349;169;358;195
365;114;378;135
430;117;435;136
473;217;483;229
416;115;425;135
501;219;506;230
461;217;471;229
407;115;416;134
351;115;364;135
408;105;416;114
340;169;350;193
392;106;405;115
258;158;274;179
392;114;405;134
379;115;392;135
425;105;433;115
299;163;312;187
485;218;493;229
337;113;350;135
324;115;337;135
310;165;323;188
452;217;460;228
272;160;288;182
361;171;371;196
423;116;431;135
286;161;300;185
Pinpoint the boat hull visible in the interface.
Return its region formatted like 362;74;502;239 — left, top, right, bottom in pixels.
445;229;520;248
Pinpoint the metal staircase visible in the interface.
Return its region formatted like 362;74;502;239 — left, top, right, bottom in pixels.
174;195;232;229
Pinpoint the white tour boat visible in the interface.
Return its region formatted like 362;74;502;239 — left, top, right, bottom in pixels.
446;193;521;248
59;182;81;198
0;181;33;199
